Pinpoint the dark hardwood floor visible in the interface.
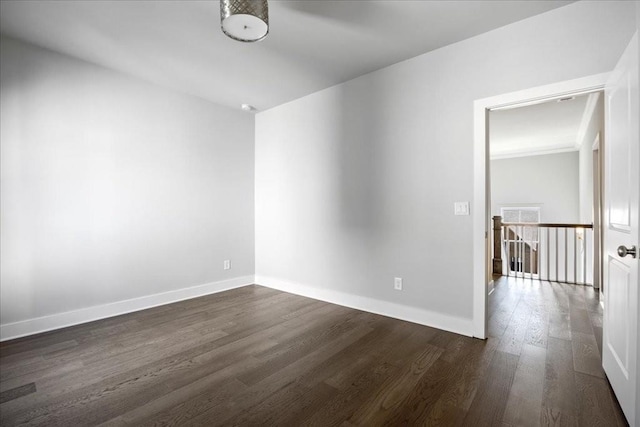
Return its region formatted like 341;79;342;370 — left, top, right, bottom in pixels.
0;279;628;426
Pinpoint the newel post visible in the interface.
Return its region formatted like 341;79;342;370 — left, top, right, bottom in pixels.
492;215;503;275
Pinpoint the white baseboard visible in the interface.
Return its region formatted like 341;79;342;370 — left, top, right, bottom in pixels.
0;275;255;342
256;275;474;337
2;274;475;341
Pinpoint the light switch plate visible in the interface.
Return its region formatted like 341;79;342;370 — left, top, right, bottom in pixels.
454;202;470;216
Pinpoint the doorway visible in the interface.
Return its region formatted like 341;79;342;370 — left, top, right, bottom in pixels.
474;81;624;425
488;91;603;288
472;73;609;340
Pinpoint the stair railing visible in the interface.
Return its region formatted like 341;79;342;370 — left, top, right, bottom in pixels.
494;216;593;285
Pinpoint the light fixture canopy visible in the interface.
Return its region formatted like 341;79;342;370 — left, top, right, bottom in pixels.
220;0;269;43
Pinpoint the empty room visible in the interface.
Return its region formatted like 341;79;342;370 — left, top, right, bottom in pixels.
1;1;639;425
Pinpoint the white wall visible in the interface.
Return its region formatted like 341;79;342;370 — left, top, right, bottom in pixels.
577;94;604;288
578;94;604;223
255;1;636;336
0;37;255;336
491;152;579;223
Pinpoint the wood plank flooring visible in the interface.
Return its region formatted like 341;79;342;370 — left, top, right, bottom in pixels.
0;279;628;426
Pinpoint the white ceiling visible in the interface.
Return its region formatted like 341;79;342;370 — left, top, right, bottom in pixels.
0;0;574;112
490;92;600;159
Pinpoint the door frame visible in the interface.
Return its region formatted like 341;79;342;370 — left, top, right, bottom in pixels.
592;132;603;295
472;73;609;339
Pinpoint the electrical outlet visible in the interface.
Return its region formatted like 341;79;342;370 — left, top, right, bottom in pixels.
224;260;231;270
394;277;403;291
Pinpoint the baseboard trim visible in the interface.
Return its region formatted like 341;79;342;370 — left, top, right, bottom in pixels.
488;279;495;296
0;275;255;342
256;275;474;337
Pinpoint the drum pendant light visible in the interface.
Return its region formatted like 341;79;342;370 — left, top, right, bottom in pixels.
220;0;269;42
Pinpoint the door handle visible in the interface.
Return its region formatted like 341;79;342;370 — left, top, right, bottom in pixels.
617;245;637;258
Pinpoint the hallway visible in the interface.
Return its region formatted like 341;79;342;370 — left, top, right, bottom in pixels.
489;276;626;425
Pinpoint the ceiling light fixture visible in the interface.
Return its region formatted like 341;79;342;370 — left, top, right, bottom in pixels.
220;0;269;43
241;103;257;112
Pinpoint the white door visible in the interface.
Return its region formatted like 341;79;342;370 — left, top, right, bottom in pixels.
603;32;639;426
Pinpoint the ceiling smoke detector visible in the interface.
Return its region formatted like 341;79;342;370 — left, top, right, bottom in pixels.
241;104;257;112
